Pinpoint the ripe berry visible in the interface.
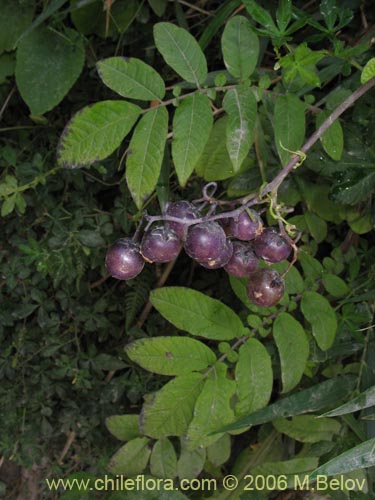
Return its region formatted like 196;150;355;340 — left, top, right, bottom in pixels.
253;227;292;263
199;239;233;269
184;221;228;262
224;241;258;278
141;225;181;263
165;201;199;240
247;268;285;307
105;238;144;280
229;209;263;241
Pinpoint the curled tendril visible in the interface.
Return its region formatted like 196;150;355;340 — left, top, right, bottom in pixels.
202;182;218;200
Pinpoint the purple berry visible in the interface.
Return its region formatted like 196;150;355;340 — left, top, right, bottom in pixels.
198;239;233;269
253;227;292;263
224;241;258;278
141;225;181;263
184;221;228;262
105;238;144;280
247;268;285;307
165;201;199;240
229;209;263;241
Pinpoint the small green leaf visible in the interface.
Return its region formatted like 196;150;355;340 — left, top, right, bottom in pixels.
1;194;16;217
274;415;341;443
154;22;207;85
195;116;236;181
16;27;84;115
108;437;151;475
126;106;168;209
148;0;168;17
322;273;350;298
125;336;216;376
298;252;324;281
217;375;355;432
316;110;343;161
150;287;245;340
309;438;375;480
140;373;204;438
304;212;328;243
360;57;375;84
223;87;257;172
106;415;140;441
221;16;259;80
77;230;105;248
273;313;309;393
58;100;140;168
301;291;337;351
97;57;165;101
274;94;305;166
0;0;35;53
186;363;235;450
276;0;292;32
320;385;375;418
207;434;231;466
177;439;206;480
235;338;273;416
150;438;177;478
172;92;213;186
243;0;278;33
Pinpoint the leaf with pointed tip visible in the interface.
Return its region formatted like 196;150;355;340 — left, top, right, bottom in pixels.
150;438;177;478
274;313;309;393
126;106;168;209
320;385;375;418
150;286;246;340
316;110;343;161
97;57;165;101
154;22;207;85
58;100;140;168
223;86;257;172
140;373;205;438
125;336;216;376
172;92;213;187
221;16;259;79
106;414;140;441
274;94;305;166
108;437;151;475
274;415;341;443
301;291;337;351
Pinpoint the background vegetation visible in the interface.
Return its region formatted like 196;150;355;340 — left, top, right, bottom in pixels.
1;0;375;498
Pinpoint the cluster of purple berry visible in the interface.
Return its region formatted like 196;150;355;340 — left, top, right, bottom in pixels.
105;201;293;307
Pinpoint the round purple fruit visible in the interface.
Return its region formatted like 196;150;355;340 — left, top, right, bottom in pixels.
253;227;292;263
247;268;285;307
141;225;181;263
105;238;144;280
165;201;199;240
229;209;263;241
224;241;258;278
199;239;233;269
184;221;228;263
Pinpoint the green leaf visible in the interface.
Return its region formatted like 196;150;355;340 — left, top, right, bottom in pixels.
304;212;328;243
252;457;319;484
15;27;84;115
108;437;151;475
57;100;140;168
301;291;337;351
273;415;341;443
140;373;204;438
322;273;350;298
309;438;375;480
154;22;207;85
298;252;324;281
361;58;375;84
126;106;168;209
221;16;259;80
274;94;305;166
125;336;216;376
150;438;177;478
186;363;235;450
97;57;165;101
150;287;245;340
223;87;257;172
243;0;278;33
77;230;105;248
106;415;141;441
316;110;343;161
320;385;375;418
172;92;213;186
1;194;16;217
207;434;231;466
217;375;355;432
195;116;236;181
0;53;15;84
148;0;168;17
229;275;254;309
177;439;206;479
235;338;273;416
0;0;35;53
272;262;305;295
273;313;309;393
276;0;292;32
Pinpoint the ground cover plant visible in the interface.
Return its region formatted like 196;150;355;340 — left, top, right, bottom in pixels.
1;0;375;498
